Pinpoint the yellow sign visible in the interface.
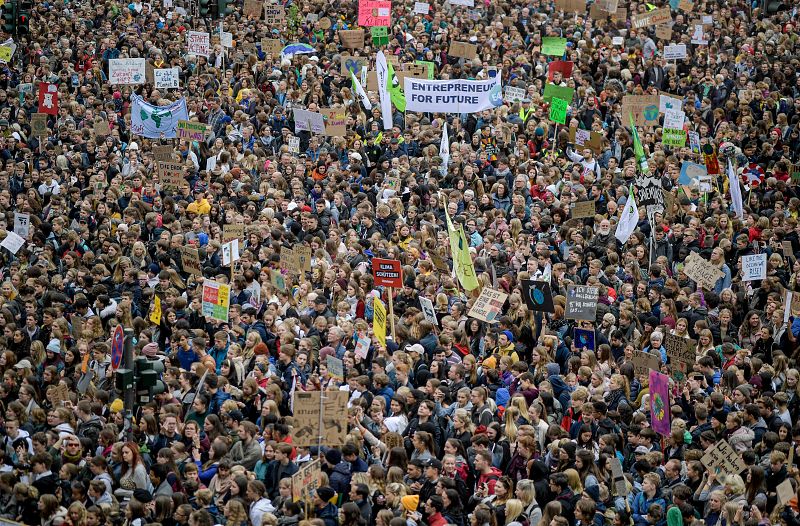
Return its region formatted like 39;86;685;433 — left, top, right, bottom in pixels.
0;47;12;63
373;297;386;348
150;295;162;325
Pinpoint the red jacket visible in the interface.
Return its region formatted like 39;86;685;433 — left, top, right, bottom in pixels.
427;512;448;526
476;467;502;495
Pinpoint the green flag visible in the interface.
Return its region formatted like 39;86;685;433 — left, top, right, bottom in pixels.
629;112;649;174
386;62;407;113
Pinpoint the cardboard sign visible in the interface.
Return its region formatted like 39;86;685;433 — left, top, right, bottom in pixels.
181;247;203;276
632;349;660;378
701;440;747;477
682;252;724;290
655;25;673;41
339;30;365;49
261;38;283;56
291;391;349;447
373;297;387;347
270;269;287;292
326;355;344;381
468;288;508;323
665;334;695;382
291;392;321;447
222;224;245;242
296;245;312;271
291;459;322;503
568;127;603;153
152;145;174;162
664;108;685;129
109;58;147;85
280;247;299;270
631;8;672;29
521;280;555;313
187;31;211;58
571;200;596;219
321;108;347;137
341;56;368;76
94;118;110;137
449;41;478;60
555;0;585;11
622;94;660;127
243;0;262;17
777;479;794;506
157;161;184;188
358;0;392;26
264;4;285;25
176;120;210;141
372;258;403;288
565;285;599;321
609;457;628;497
30;112;48;137
741;253;767;281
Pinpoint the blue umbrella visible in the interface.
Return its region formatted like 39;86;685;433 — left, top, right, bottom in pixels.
281;43;316;57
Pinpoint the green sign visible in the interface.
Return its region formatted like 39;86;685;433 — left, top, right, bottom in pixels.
550;97;568;124
542;37;567;57
543;82;574;103
662;128;687;147
415;60;435;80
371;26;389;46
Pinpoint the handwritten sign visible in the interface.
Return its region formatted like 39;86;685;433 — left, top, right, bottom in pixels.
109;58;146;85
632;349;660;378
571;200;596;219
665;334;695;382
176;120;210;141
181;247;203;276
550;97;568;124
449;41;478;60
222;224;245;242
243;0;262;17
741;253;767;282
565;285;598;321
631;8;671;28
30;112;48;137
358;0;392;26
622;94;660;127
187;31;211;58
154;67;180;89
157;161;184;188
414;1;429;13
264;4;285;25
468;288;508;323
291;459;322;502
681;252;724;290
293;109;326;134
339;30;365;49
701;440;746;477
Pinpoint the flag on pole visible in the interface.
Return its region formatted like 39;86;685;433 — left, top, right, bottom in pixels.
376;51;393;130
629;112;649;174
443;194;479;291
386;61;406;112
440;123;450;176
615;186;639;244
350;70;372;111
728;159;744;220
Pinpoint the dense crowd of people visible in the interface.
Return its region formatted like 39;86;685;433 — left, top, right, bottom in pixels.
0;0;799;525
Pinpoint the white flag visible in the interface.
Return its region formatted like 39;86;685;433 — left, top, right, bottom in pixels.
350;70;372;111
615;187;639;244
376;51;393;130
728;159;744;220
440;123;449;176
221;239;240;266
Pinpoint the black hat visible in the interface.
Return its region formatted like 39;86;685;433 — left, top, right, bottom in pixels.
226;410;244;423
133;489;153;503
325;449;342;465
425;458;443;471
316;486;336;502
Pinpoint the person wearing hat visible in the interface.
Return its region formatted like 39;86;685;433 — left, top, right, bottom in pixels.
418;457;443;504
324;448;352;495
313;486;338;526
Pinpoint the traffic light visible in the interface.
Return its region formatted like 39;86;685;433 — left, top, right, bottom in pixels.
199;0;216;18
16;0;30;35
116;357;166;405
1;2;16;35
217;0;234;18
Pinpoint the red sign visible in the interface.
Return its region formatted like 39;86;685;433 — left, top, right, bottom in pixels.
38;83;58;115
547;60;574;81
372;258;403;288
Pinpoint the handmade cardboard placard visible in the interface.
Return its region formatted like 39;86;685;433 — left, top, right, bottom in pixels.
339;29;366;49
264;4;285;25
572;200;596;219
568;127;602;153
632;349;660;378
701;440;747;477
565;285;599;321
622;94;660;127
468;287;508;323
243;0;262;17
341;56;368;76
631;8;671;29
449;41;478;60
321;108;347;137
555;0;585;12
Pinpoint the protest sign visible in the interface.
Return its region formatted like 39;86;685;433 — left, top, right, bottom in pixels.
371;26;389;46
222;224;245;242
414;2;429;13
13;212;29;239
264;4;285;25
157;161;185;188
30;113;48;137
682;252;724;290
631;8;671;28
664;109;685;129
662;128;686;147
373;297;387;347
326;355;344;381
565;285;599;321
701;440;747;477
680;161;707;184
270;269;286;292
322;391;350;445
635;173;665;216
355;336;371;359
153;145;174;162
288;136;300;154
176;120;210;141
622;94;660;127
131;96;188;139
549;97;568;124
293;108;326;134
448;41;478;60
321;108;347;136
339;30;365;49
449;0;474;5
609;457;628;497
568;127;602;153
404;76;502;114
660;94;683;113
504;86;527;103
372;258;403;288
777;479;794;506
741;253;767;281
291;392;320;446
415;60;435;79
521;280;555;313
358;0;392;26
542;83;574;103
555;0;585;11
655;25;673;41
547;60;574;81
419;296;438;326
261;38;283;56
649;370;671;436
291;459;322;502
574;328;595;351
632;349;660;378
571;200;596;219
202;280;230;322
295;245;312;271
108;58;146;85
243;0;262;17
187;31;210;57
279;247;298;270
541;37;567;56
38;82;58;115
0;46;12;63
154;67;180;89
664;44;687;60
468;288;509;323
181;247;203;276
221;239;240;266
665;334;695;382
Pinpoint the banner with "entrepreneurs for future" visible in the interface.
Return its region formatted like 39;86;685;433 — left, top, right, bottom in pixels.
403;75;504;113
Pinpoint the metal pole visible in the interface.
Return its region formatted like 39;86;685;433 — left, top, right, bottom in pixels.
123;328;135;442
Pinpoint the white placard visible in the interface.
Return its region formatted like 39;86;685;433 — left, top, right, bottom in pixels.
663;44;687;60
504;86;527;102
1;231;25;254
448;0;474;5
13;212;29;238
220;31;233;48
154;67;180;89
659;94;683;113
785;291;793;324
701;15;712;24
222;239;240;266
414;1;429;13
108;58;146;85
187;31;211;57
419;296;438;326
206;156;217;172
288;136;300;154
664;108;685;129
575;129;590;145
292;108;326;134
612;36;624;46
691;25;708;45
741;253;767;282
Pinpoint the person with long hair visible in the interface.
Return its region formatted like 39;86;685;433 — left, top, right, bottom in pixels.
114;441;151;501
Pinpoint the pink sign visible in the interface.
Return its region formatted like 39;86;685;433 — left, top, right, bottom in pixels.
649;369;672;436
358;0;391;26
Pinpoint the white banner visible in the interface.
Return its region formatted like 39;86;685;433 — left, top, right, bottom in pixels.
659;94;683;113
664;108;685;129
187;31;211;57
292;108;326;134
108;58;146;85
154;68;180;89
663;44;687;60
414;1;429;13
404;75;503;113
